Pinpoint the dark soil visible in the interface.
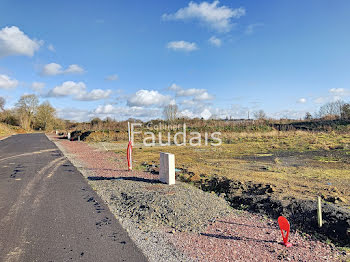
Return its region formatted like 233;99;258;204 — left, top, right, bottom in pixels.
200;175;350;246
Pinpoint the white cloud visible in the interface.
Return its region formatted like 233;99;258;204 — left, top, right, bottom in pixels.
31;82;45;92
167;41;198;52
49;81;85;97
162;1;245;32
76;89;112;101
245;23;263;35
0;74;18;89
65;64;85;74
168;83;182;91
42;63;62;76
41;63;85;76
105;74;119;81
209;36;221;47
93;104;162;121
200;108;212;119
47;81;111;101
329;88;349;96
47;44;55;52
194;91;214;101
297;98;307;104
56;108;91;122
127;90;172;107
0;26;42;58
168;83;214;101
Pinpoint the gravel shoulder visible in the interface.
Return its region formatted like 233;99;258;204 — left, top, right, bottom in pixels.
48;135;349;262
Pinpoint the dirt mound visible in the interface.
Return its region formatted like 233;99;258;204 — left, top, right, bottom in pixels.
91;179;231;233
201;176;350;246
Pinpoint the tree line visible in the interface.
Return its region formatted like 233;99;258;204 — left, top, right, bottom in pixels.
0;94;64;131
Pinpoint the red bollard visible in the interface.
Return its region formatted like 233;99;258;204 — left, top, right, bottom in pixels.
278;216;292;247
127;141;132;171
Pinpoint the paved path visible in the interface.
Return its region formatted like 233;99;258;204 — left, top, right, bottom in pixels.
0;133;147;262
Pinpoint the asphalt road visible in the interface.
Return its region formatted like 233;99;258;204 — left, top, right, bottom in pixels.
0;133;147;262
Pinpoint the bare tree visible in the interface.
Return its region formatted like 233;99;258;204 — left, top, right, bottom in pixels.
0;97;5;111
318;100;345;119
163;104;178;122
254;110;267;120
304;112;312;120
16;94;39;130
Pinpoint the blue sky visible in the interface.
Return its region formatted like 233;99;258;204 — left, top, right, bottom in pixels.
0;0;350;121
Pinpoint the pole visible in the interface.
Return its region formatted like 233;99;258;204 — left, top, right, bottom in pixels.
317;196;322;228
127;122;132;170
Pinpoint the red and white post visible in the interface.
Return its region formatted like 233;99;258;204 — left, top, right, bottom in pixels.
127;122;132;171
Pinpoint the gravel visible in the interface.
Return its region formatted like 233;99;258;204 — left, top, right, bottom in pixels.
92;180;230;232
49;135;349;262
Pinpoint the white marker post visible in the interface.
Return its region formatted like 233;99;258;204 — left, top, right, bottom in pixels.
317;196;323;228
159;152;175;185
67;132;71;140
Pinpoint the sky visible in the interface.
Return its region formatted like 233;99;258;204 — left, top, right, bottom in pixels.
0;0;350;121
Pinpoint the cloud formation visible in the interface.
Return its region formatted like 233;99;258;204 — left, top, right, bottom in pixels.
0;26;42;58
41;63;85;76
162;1;245;32
127;90;173;107
209;36;221;47
47;81;111;101
167;41;198;52
297;98;307;103
168;83;214;101
0;74;18;89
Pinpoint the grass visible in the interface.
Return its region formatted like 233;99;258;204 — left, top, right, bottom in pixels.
116;131;350;206
0;123;26;137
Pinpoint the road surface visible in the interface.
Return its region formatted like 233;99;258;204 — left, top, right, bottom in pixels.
0;133;147;262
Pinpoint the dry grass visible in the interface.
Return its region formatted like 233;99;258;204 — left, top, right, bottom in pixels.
114;131;350;206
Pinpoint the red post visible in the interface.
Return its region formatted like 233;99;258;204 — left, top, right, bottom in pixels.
278;216;292;247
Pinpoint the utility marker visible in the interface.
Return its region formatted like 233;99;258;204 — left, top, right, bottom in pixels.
159;152;175;185
317;196;323;228
127;122;132;170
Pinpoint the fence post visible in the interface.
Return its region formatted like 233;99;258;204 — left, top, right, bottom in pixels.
159;152;175;185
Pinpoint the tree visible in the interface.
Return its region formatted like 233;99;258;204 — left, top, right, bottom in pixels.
318;100;344;119
341;103;350;120
35;101;56;131
163;104;178;122
0;97;5;111
16;94;39;130
254;110;267;120
304;112;312;120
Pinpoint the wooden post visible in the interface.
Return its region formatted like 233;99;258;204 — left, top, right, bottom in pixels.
317;196;323;228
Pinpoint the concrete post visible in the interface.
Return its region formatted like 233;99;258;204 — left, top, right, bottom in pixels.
55;130;58;135
159;152;175;185
78;136;81;142
67;132;71;140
